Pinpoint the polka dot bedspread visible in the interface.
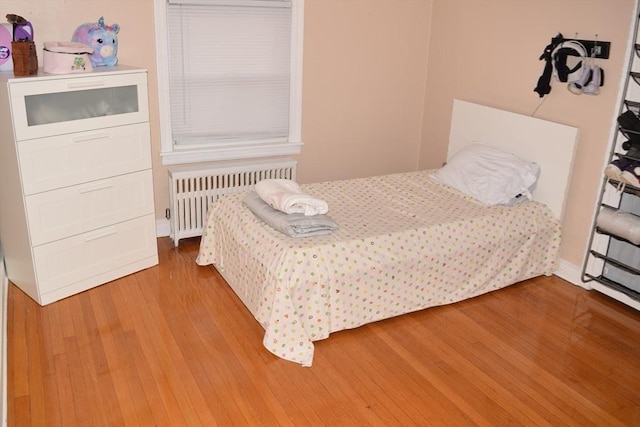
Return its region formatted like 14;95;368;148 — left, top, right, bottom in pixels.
196;170;561;366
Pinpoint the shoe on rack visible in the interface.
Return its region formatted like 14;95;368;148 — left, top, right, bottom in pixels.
620;162;640;187
604;157;630;181
617;110;640;142
622;139;640;159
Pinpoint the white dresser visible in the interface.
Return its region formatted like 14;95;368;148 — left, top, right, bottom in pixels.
0;66;158;305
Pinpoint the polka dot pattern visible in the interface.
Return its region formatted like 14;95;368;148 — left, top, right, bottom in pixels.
196;170;562;366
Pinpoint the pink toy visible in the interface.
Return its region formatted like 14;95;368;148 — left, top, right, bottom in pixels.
71;16;119;67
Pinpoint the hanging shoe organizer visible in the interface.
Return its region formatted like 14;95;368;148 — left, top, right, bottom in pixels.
582;13;640;310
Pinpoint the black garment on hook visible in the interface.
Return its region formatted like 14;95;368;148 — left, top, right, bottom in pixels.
534;34;564;98
534;43;555;97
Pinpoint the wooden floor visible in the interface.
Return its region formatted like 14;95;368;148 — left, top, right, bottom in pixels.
7;237;640;426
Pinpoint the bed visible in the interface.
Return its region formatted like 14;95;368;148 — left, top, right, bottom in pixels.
196;99;579;366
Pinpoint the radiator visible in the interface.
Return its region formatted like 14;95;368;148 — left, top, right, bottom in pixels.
167;158;297;246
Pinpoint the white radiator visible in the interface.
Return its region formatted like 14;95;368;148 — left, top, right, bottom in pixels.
167;158;297;246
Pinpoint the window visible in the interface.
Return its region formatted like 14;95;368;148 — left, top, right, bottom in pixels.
153;0;304;165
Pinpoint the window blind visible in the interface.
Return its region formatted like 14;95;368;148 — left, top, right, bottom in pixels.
167;0;292;146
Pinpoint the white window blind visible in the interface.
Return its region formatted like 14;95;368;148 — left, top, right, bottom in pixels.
167;0;292;146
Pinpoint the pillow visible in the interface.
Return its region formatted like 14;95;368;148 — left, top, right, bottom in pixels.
432;143;540;206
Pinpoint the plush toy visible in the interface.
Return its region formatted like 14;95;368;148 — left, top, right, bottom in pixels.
71;16;119;67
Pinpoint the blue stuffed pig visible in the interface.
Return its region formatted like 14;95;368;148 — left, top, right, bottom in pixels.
71;16;119;67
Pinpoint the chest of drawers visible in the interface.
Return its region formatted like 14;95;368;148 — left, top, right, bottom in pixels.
0;66;158;305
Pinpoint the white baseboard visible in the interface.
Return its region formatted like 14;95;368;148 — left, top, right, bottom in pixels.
559;257;640;310
156;219;170;238
554;258;590;290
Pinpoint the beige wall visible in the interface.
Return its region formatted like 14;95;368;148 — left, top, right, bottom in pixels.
420;0;635;267
1;0;635;271
298;0;431;183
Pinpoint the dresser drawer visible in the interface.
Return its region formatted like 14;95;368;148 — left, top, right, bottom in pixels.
18;123;151;195
8;71;149;140
26;169;155;246
32;214;157;295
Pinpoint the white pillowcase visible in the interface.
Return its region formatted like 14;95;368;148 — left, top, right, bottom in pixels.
432;143;540;206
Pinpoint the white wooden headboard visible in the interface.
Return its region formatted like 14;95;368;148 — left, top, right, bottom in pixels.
449;99;579;221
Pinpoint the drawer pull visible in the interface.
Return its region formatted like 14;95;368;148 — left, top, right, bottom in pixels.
82;227;117;242
72;133;109;143
66;80;105;89
78;181;113;194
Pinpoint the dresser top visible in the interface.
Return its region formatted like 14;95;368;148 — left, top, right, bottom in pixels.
0;64;146;83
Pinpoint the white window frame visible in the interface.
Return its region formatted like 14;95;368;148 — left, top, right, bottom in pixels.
153;0;304;165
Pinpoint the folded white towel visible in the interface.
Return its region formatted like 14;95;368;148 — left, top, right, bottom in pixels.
255;179;329;216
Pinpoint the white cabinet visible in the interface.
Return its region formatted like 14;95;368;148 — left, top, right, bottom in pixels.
0;66;158;305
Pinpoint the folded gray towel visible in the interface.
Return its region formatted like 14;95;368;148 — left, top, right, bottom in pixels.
242;191;339;238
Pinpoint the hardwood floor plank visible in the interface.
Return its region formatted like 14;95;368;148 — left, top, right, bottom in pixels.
24;304;48;425
318;325;469;425
465;340;576;426
149;256;292;426
406;316;557;426
88;289;151;426
121;329;176;427
41;302;66;361
445;295;630;427
11;396;30;427
360;324;479;424
8;289;30;400
391;318;547;425
121;275;210;426
311;340;405;425
437;297;591;425
7;237;640;426
469;282;640;422
62;336;103;427
360;334;470;425
178;295;297;426
370;321;495;426
104;279;174;427
51;353;79;427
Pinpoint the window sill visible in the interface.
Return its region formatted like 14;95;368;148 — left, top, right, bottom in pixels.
160;140;303;166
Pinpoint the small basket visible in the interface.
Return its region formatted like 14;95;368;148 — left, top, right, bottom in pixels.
12;41;38;76
43;41;93;74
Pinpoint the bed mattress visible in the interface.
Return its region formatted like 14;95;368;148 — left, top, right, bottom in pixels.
196;170;561;366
